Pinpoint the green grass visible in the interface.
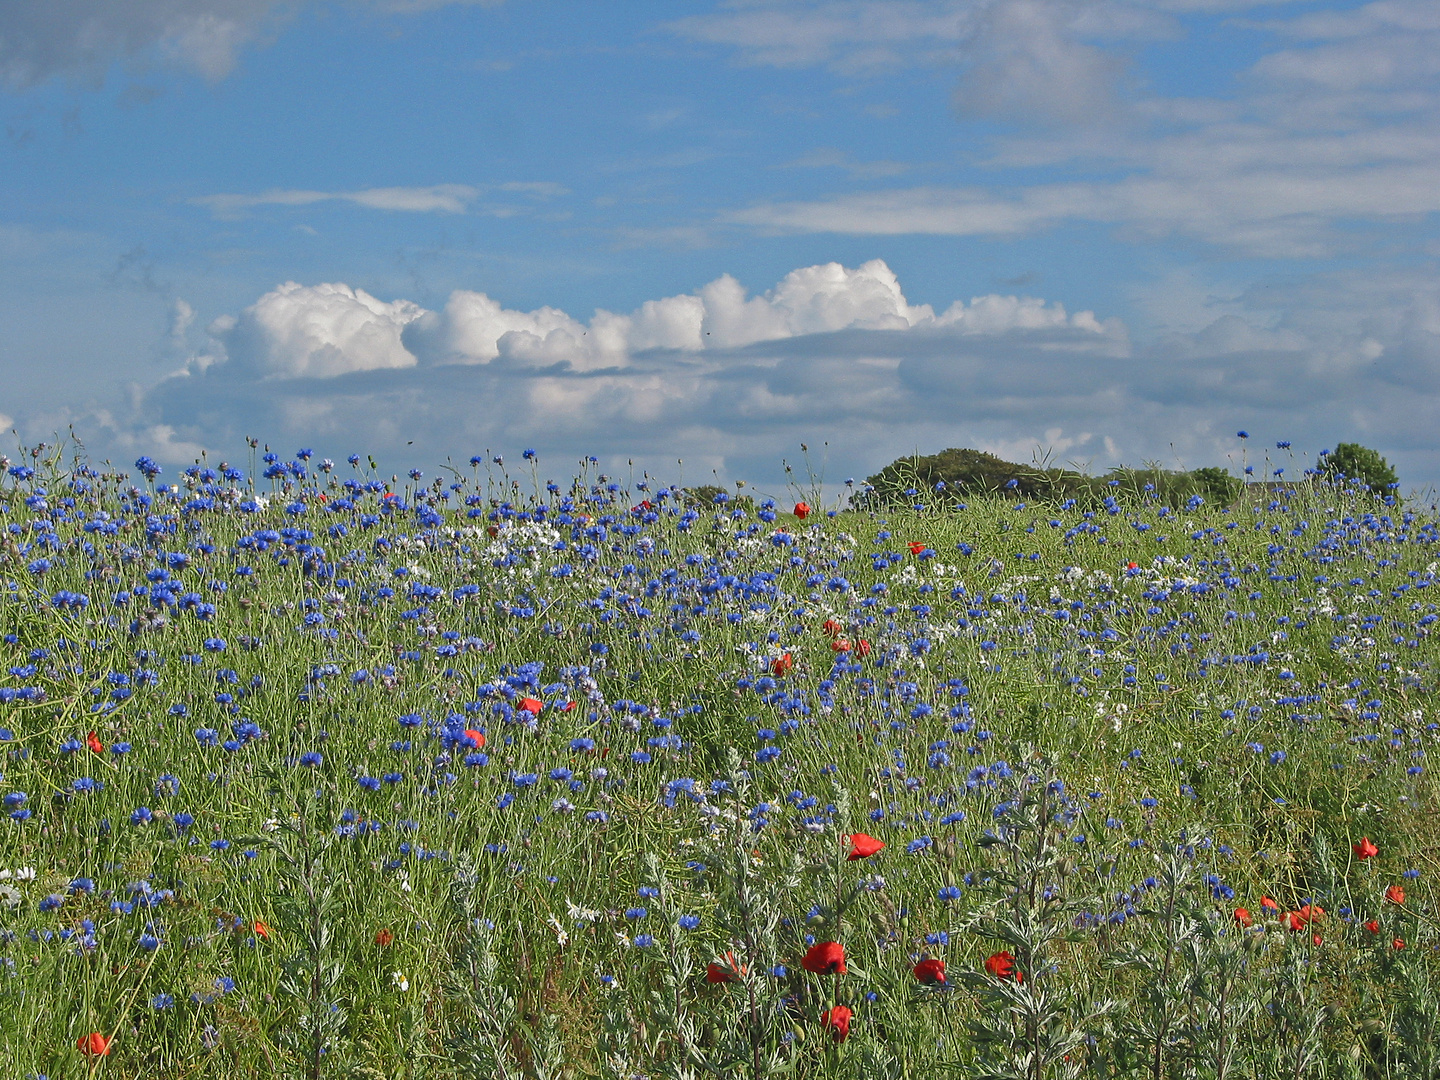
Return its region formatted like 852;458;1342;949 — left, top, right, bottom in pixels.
0;449;1437;1078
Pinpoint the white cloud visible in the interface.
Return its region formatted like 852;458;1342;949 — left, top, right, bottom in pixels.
210;281;425;379
404;259;950;370
195;260;1122;385
192;184;482;217
29;258;1430;496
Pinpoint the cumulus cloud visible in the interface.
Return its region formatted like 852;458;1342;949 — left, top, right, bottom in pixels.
209;259;1111;380
209;281;425;379
109;259;1154;487
46;258;1432;493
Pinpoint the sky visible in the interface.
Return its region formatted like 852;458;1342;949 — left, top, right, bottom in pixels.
1;0;1438;495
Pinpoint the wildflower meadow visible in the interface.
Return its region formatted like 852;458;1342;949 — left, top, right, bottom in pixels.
1;438;1438;1079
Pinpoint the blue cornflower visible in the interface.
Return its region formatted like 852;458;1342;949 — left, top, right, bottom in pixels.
677;914;701;931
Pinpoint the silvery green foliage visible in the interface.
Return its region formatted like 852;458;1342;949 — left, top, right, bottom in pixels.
960;763;1115;1080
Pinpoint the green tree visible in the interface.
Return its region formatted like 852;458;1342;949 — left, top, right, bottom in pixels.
1319;442;1398;493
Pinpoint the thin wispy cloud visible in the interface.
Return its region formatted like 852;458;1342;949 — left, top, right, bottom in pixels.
191;182;568;218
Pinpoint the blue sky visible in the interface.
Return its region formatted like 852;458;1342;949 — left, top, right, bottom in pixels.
2;0;1438;492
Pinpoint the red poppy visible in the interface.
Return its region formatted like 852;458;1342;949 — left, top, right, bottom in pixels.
1283;904;1324;932
846;834;884;860
1312;933;1323;946
253;920;271;940
984;950;1021;982
463;729;486;750
705;962;738;984
908;542;927;556
1126;562;1138;570
831;638;851;653
86;731;104;755
486;525;500;538
1260;896;1279;912
1386;884;1405;905
820;1005;852;1042
800;941;846;975
1393;937;1406;950
375;928;394;947
561;701;577;712
793;502;810;520
1365;919;1380;934
1354;837;1379;860
77;1032;111;1057
771;653;794;676
517;697;543;716
1233;907;1252;928
913;958;946;985
822;618;843;638
855;639;871;658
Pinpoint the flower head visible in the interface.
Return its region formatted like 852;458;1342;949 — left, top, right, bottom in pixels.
85;731;103;755
1233;907;1252;928
984;950;1022;982
1386;884;1405;905
913;957;946;985
846;833;884;860
1354;837;1379;860
793;502;810;520
820;1004;852;1042
77;1032;112;1057
800;941;846;975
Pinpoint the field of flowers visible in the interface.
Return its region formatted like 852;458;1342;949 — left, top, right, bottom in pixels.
0;440;1437;1079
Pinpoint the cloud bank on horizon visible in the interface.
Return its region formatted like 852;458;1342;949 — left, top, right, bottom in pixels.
0;0;1438;490
98;256;1428;494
